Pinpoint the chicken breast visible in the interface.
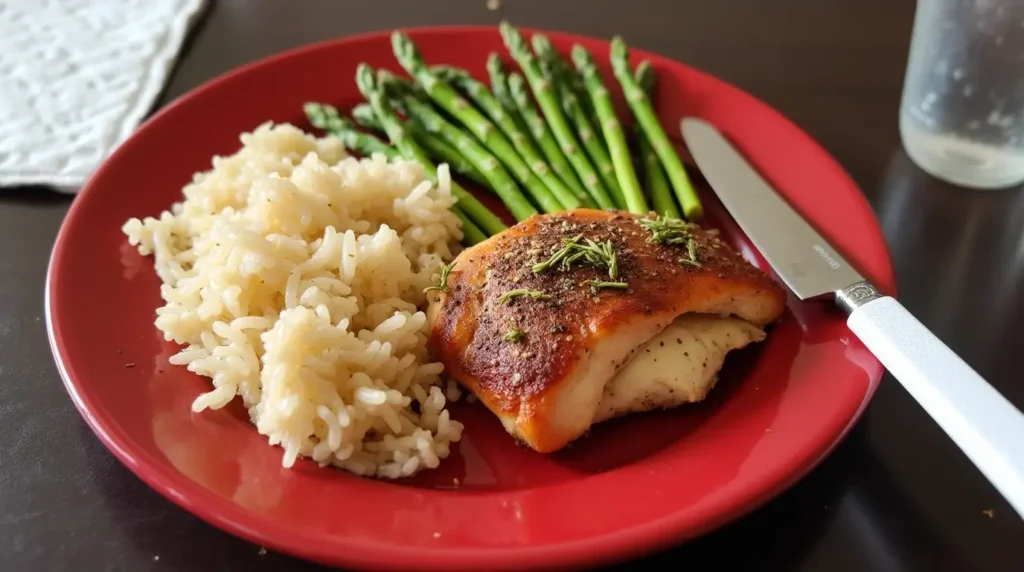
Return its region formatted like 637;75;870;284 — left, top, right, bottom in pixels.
593;314;766;423
427;209;786;453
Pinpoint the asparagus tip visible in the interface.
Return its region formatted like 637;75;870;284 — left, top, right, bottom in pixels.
302;102;323;116
570;44;591;71
499;21;521;48
635;60;654;90
487;52;503;72
507;70;524;90
610;36;626;56
350;103;376;127
390;30;409;54
355;63;376;95
609;36;629;75
303;102;347;132
530;32;551;54
392;31;425;73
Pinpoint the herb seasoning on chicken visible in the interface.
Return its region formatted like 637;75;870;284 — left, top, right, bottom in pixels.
426;209;786;453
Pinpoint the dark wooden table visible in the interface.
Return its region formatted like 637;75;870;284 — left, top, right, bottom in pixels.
3;1;1023;570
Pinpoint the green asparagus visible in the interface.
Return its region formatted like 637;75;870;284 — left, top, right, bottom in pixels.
460;216;489;245
349;102;380;129
380;75;539;222
499;22;616;210
354;64;506;237
610;37;703;220
351;102;490;188
391;32;567;214
432;65;591;209
304;102;397;159
532;34;625;210
634;62;681;219
492;56;590;204
529;35;604;148
572;45;648;214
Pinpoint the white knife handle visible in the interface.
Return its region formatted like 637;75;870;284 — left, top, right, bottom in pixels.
847;296;1024;518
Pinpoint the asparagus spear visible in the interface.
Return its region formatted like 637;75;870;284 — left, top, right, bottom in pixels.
529;35;603;148
355;64;506;236
486;55;526;132
634;62;681;219
499;22;616;210
491;56;590;205
571;45;648;215
379;74;539;222
349;102;381;128
391;32;568;214
432;65;590;209
351;102;490;187
303;102;488;244
304;102;397;159
532;34;625;210
610;37;703;220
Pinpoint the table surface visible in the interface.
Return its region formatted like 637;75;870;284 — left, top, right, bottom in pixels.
3;1;1023;570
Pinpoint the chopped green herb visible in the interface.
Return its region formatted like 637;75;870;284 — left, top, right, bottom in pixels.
532;234;583;274
498;288;552;304
685;240;700;266
424;260;456;293
582;280;628;294
638;214;697;245
640;215;701;267
503;326;526;343
532;234;618;279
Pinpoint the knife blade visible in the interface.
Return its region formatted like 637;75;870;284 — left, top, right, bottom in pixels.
681;116;1024;519
680;118;867;303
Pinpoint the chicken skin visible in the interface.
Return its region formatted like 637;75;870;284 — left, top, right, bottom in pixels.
427;209;786;453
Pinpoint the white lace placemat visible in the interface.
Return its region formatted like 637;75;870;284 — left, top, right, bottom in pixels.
0;0;208;193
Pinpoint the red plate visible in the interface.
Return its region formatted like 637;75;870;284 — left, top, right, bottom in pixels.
46;26;895;571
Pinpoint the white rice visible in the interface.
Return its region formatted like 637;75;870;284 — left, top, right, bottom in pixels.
123;122;465;478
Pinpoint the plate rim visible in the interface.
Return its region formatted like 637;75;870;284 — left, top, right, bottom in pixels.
46;24;895;571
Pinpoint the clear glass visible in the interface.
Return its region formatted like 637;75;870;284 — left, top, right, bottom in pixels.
899;0;1024;189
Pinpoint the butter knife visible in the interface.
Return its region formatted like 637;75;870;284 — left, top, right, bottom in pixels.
680;116;1024;518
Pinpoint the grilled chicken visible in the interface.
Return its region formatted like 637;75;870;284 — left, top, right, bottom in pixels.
593;314;765;423
427;209;786;453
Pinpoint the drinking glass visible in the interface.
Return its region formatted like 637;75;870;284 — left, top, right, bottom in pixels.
899;0;1024;189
